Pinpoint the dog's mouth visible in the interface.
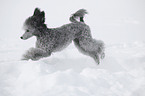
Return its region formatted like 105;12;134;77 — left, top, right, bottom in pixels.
20;32;33;40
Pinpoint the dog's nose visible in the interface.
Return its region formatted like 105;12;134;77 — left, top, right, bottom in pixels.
20;37;23;39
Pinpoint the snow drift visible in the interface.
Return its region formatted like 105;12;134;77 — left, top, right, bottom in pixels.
0;40;145;96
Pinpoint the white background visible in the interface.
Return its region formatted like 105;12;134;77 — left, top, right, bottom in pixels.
0;0;145;44
0;0;145;96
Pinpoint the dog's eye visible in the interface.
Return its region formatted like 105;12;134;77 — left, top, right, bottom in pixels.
26;30;29;32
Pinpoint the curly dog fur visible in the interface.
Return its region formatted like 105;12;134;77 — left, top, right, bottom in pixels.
20;8;105;64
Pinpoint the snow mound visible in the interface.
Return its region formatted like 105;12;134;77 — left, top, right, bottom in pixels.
0;41;145;96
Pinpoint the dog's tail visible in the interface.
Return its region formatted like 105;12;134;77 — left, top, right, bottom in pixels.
69;9;88;23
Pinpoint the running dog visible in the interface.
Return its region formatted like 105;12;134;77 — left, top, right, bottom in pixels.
20;8;105;64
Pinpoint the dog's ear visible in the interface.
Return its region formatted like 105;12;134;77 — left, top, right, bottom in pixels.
40;11;45;18
33;8;41;16
33;8;45;23
39;11;45;23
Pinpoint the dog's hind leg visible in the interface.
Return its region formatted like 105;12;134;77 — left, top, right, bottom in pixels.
73;38;105;64
22;47;51;60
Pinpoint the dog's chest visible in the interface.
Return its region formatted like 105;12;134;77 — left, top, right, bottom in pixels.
36;36;54;50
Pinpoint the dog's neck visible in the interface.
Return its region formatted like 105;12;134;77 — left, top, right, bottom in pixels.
36;27;51;38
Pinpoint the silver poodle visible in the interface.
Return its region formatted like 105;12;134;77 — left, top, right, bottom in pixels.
20;8;105;64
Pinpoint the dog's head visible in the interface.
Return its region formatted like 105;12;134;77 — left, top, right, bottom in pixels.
20;8;46;40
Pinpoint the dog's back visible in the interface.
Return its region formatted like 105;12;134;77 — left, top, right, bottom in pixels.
46;22;91;52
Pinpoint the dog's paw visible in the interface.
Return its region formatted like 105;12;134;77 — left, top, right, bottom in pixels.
101;52;105;59
93;55;100;65
21;54;31;61
22;53;41;61
21;58;29;61
31;56;41;61
96;60;100;65
22;47;50;61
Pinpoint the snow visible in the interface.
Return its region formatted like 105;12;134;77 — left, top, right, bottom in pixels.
1;0;145;96
0;40;145;96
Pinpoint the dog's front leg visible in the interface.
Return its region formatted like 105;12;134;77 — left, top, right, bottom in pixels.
22;47;51;60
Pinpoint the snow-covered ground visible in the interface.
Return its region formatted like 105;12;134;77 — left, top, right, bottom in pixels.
0;39;145;96
1;0;145;96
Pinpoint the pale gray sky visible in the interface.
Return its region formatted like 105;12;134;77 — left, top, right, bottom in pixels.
0;0;145;44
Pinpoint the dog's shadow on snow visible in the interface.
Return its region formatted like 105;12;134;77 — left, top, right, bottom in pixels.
37;54;127;74
38;57;97;74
